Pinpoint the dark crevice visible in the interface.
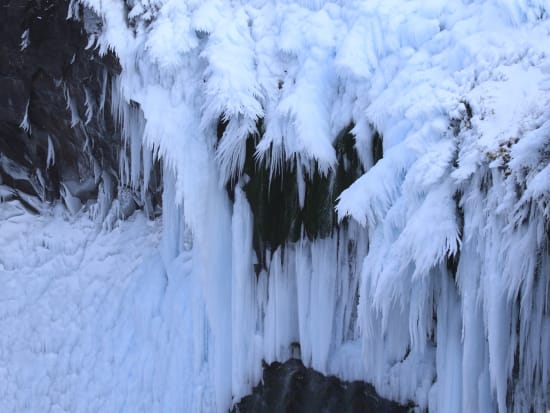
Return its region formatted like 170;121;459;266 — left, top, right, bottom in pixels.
372;129;383;165
231;359;413;413
219;121;365;273
446;190;464;280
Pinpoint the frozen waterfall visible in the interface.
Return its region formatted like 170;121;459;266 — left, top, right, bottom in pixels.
4;0;550;411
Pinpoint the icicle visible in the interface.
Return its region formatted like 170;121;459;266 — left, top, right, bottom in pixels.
60;183;82;215
84;87;94;124
67;0;80;20
128;106;144;189
98;69;108;116
433;272;463;413
263;247;299;364
142;144;152;203
19;100;31;133
231;187;262;401
33;168;46;201
20;29;30;51
63;84;81;128
46;135;55;169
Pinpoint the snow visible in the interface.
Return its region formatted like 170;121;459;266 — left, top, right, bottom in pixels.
0;202;167;412
20;29;30;51
4;0;550;411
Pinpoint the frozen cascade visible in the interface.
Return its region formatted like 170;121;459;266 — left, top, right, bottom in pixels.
70;0;550;411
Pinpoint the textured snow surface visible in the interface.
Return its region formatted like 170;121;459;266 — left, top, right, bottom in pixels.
0;202;179;412
8;0;550;411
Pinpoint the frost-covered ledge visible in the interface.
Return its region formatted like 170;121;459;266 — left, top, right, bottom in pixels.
74;0;550;411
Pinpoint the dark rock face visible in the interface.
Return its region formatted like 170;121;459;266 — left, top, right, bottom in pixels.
220;120;366;272
232;360;412;413
0;0;126;211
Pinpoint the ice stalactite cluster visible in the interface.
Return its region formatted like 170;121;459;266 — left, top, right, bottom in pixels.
73;0;550;411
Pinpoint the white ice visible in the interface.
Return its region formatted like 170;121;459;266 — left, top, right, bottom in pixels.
4;0;550;411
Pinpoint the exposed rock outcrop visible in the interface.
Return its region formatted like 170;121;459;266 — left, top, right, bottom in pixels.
232;359;411;413
0;0;157;215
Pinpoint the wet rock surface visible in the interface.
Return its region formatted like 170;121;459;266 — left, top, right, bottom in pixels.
232;359;412;413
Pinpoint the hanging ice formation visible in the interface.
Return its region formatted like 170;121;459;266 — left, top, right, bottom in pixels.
72;0;550;411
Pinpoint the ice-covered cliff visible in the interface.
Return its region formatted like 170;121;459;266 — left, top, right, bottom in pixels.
1;0;550;411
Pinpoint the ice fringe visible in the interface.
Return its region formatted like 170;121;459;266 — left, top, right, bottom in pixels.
73;0;550;411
